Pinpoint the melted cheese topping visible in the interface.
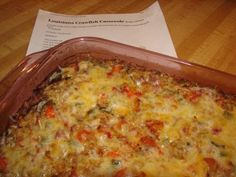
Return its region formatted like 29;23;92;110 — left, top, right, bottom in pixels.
0;60;236;177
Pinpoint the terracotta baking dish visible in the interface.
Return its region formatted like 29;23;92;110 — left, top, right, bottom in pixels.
0;37;236;134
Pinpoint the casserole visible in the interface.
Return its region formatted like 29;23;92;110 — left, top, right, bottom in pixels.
0;37;235;176
1;37;236;133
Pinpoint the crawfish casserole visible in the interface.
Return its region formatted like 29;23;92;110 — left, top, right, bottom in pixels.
0;59;236;177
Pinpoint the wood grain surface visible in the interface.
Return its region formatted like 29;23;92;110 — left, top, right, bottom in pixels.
0;0;235;80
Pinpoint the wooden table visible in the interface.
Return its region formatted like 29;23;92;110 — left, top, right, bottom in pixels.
0;0;236;80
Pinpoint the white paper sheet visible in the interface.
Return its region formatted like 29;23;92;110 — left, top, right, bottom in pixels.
27;1;177;57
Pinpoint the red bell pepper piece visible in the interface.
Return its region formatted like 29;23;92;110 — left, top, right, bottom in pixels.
45;105;55;118
107;64;123;77
140;136;156;147
145;120;164;134
76;130;91;142
0;156;7;172
113;168;127;177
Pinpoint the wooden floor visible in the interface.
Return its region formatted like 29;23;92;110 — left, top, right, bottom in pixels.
0;0;236;80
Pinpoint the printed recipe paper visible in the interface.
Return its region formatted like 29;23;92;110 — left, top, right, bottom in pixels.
27;1;177;57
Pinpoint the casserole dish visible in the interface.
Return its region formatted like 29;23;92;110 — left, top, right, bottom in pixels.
0;37;236;133
0;37;235;176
